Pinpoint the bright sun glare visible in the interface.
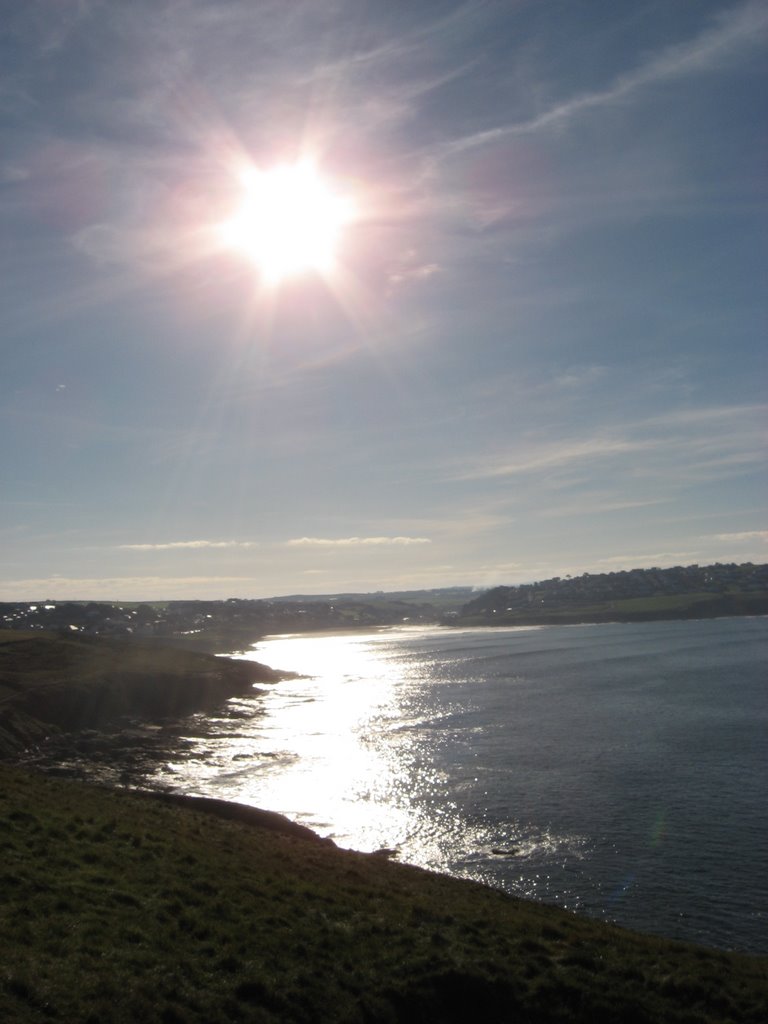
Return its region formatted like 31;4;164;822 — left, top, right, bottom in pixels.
219;162;354;284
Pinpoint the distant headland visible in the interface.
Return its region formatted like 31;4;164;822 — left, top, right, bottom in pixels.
451;561;768;627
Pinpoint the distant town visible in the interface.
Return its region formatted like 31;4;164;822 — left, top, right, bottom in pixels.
0;587;470;650
457;560;768;625
1;562;766;648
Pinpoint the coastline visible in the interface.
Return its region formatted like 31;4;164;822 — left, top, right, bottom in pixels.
4;619;767;960
207;607;768;659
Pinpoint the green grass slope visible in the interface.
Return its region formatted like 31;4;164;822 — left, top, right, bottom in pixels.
2;766;765;1024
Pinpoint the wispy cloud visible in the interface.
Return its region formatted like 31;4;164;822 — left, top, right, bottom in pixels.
441;1;768;155
451;438;659;481
0;164;29;184
310;49;478;136
704;530;768;543
652;403;768;428
0;575;259;601
387;258;441;289
286;536;431;547
120;540;260;551
451;403;766;487
597;551;700;567
541;497;669;519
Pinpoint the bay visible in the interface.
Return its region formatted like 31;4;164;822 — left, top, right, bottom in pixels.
147;616;767;953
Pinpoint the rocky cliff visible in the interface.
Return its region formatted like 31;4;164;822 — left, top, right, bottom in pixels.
0;631;285;758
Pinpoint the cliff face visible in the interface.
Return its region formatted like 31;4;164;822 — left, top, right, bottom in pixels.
0;631;285;758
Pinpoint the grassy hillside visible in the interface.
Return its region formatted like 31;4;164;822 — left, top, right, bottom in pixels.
1;765;766;1024
454;564;768;627
456;591;768;627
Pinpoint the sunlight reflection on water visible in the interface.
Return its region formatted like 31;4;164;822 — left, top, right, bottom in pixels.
151;630;443;857
147;627;583;895
128;618;768;951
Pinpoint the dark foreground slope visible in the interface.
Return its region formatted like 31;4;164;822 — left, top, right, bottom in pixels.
2;766;766;1024
0;631;285;758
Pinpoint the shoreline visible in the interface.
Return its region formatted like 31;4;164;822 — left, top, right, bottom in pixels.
5;619;767;960
205;609;768;661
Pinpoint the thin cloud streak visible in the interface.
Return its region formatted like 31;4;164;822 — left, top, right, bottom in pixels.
451;404;765;483
541;498;670;519
0;575;261;601
451;438;660;481
652;403;768;427
440;1;767;156
597;551;700;567
287;536;431;547
705;530;768;543
120;540;260;551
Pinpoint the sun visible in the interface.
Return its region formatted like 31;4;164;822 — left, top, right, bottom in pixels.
219;162;354;285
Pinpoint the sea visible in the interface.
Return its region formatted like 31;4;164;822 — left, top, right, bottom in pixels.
27;615;764;954
130;614;768;955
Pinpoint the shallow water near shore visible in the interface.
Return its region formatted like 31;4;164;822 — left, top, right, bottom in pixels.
137;615;767;954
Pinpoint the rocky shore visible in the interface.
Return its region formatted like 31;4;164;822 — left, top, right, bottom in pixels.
0;630;288;760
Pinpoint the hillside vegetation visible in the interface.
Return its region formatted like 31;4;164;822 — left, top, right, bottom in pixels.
456;562;768;626
2;765;766;1024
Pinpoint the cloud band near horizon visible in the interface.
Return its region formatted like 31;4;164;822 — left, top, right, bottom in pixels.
286;536;432;547
119;536;432;551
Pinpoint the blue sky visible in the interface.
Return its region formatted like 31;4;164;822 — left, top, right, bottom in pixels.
2;0;766;600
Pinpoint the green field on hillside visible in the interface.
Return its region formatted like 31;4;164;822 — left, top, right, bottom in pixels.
457;590;768;626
